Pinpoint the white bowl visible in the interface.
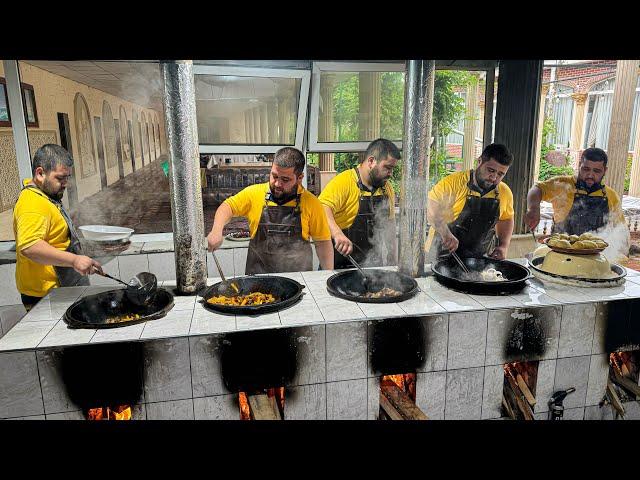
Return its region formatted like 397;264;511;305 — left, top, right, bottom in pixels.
79;225;134;242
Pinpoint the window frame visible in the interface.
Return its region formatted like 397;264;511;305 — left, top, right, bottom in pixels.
0;78;39;128
307;62;406;153
192;65;311;154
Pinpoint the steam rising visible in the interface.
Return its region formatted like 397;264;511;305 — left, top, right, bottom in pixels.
591;220;630;264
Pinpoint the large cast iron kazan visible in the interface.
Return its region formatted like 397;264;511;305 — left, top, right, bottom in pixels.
200;275;305;315
326;269;419;303
63;288;174;329
431;256;531;295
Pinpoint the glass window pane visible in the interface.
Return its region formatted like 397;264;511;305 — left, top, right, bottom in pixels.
318;71;405;143
194;75;301;145
0;84;9;122
24;89;36;123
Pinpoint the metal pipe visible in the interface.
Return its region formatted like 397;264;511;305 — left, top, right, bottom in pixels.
160;60;207;294
398;60;435;277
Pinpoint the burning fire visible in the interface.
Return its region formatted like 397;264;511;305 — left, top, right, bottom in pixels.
87;405;132;420
609;351;635;378
239;392;251;420
381;373;416;402
238;387;286;420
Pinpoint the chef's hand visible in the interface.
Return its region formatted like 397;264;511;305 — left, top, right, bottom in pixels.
524;208;540;231
207;231;224;252
440;227;459;253
489;246;507;260
334;232;353;256
73;255;101;275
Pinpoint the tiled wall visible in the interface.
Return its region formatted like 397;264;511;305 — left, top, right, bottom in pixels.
2;301;639;420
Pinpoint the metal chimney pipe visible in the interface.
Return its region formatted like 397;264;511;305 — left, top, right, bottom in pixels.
160;60;207;294
398;60;435;277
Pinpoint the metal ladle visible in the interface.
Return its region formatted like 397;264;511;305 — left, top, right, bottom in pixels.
450;251;471;274
94;269;158;306
346;253;371;291
210;251;240;295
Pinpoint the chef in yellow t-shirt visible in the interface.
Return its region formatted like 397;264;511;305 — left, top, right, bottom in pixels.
318;138;399;269
426;144;515;261
206;147;333;274
525;147;626;235
13;144;102;311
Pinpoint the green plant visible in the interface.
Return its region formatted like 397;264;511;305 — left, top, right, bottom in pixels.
537;117;574;181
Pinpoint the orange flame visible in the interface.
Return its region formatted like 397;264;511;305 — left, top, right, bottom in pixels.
381;373;417;402
238;392;251;420
87;405;132;420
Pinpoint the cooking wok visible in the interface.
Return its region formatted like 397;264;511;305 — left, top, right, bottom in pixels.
326;269;419;303
431;257;531;295
63;288;174;329
200;275;305;315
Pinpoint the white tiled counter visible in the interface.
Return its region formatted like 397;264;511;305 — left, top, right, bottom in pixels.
1;260;639;420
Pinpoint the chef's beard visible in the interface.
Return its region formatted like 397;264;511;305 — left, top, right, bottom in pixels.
369;169;388;190
40;178;65;201
269;184;298;205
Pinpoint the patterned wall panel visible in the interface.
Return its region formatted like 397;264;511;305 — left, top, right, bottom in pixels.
102;101;117;169
74;93;96;178
0;130;58;212
0;132;21;212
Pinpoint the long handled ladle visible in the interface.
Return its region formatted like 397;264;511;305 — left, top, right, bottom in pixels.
450;250;471;274
93;269;158;306
346;253;371;291
210;251;239;294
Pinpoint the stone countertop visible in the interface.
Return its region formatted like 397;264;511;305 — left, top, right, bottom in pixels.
1;260;639;353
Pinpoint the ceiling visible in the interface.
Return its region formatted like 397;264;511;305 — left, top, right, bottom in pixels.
24;60;164;111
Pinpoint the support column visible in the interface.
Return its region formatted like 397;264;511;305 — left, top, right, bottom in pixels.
252;107;262;143
318;76;336;189
267;100;279;143
569;92;588;162
533;84;550;181
278;98;291;143
160;60;207;294
398;60;435;277
629;102;640;197
3;60;31;182
462;76;479;170
606;60;639;196
494;60;543;234
358;72;381;141
259;104;269;144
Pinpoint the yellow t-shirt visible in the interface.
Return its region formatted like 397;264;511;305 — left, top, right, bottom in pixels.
536;175;625;226
13;180;71;297
223;183;331;242
426;170;514;250
318;168;395;230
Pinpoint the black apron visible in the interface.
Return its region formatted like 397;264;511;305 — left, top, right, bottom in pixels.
552;184;609;236
23;185;90;288
431;170;501;259
245;192;313;274
333;168;393;270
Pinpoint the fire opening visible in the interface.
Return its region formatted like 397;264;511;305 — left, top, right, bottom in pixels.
601;350;640;419
238;387;285;420
501;361;539;420
378;372;428;420
86;405;132;420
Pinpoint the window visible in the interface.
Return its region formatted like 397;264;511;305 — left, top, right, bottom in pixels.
193;65;310;153
0;78;39;127
308;62;405;152
548;84;573;147
0;80;10;126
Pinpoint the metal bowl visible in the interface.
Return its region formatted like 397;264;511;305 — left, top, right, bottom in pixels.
79;225;134;242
